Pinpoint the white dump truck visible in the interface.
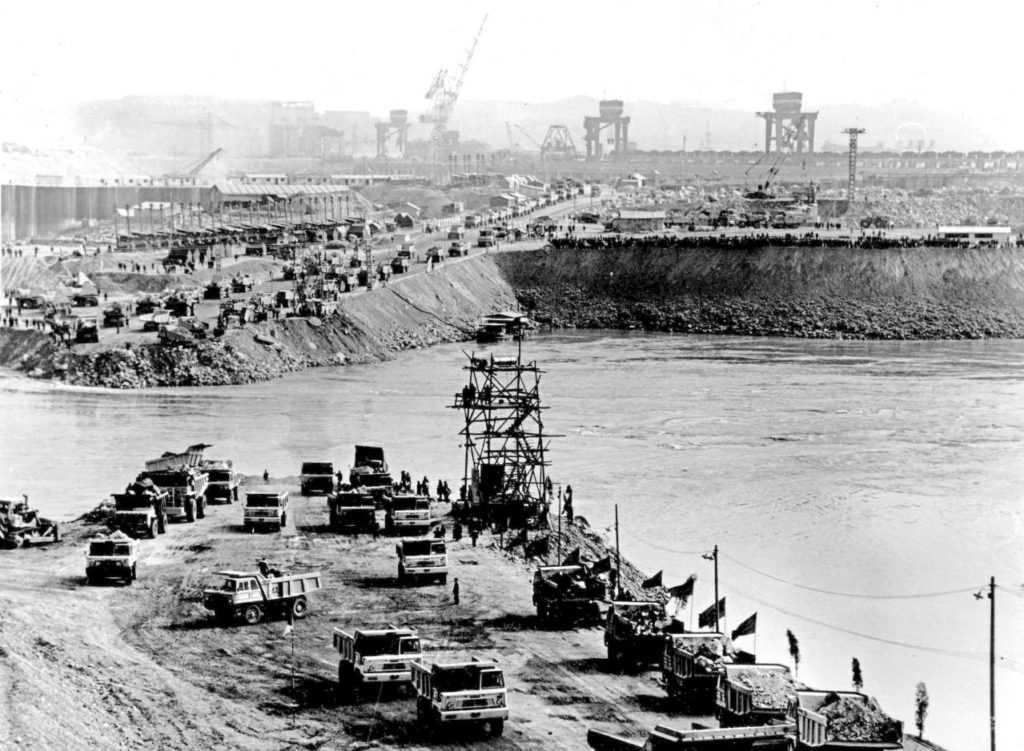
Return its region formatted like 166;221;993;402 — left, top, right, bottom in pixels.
203;567;323;625
85;531;139;586
412;657;508;737
333;625;422;702
385;494;432;534
243;490;289;532
396;538;448;585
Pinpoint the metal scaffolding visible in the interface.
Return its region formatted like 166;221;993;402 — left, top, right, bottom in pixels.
452;349;552;529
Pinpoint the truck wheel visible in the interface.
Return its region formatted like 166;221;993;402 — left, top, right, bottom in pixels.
280;513;287;529
607;645;620;670
291;597;308;619
486;719;504;737
242;605;263;625
185;501;196;523
131;563;138;581
397;565;406;585
439;573;447;585
148;520;157;539
124;570;133;586
158;515;166;534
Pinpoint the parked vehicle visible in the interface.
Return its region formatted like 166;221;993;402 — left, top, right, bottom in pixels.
449;241;470;256
412;658;508;736
328;490;377;533
396;538;447;585
74;316;100;343
112;479;167;538
0;496;60;548
85;532;139;585
788;690;903;749
334;625;422;702
137;467;208;522
662;632;738;710
587;722;793;751
203;567;322;625
243;490;289;532
716;663;796;727
447;226;465;240
385;494;432;534
348;446;391;489
102;304;129;328
300;462;335;495
200;459;240;504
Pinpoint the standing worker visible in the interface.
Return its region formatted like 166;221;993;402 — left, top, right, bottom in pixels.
263;469;269;484
469;521;479;548
452;577;460;605
564;484;574;525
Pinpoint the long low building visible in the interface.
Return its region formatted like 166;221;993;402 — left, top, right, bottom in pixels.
937;225;1013;243
612;210;666;233
211;182;352;216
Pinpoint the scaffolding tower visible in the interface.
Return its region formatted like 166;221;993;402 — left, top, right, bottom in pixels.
452;350;551;529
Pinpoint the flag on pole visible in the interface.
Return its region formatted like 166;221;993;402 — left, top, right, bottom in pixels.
283;623;294;637
592;555;612;574
642;570;663;589
731;612;757;640
666;575;697;606
698;598;726;629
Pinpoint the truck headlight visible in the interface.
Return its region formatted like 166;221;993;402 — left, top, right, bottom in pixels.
444;699;454;710
495;694;505;707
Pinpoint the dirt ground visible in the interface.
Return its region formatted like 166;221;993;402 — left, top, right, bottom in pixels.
0;477;711;751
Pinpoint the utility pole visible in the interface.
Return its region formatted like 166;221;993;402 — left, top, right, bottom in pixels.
842;127;866;202
614;504;621;600
990;576;996;751
702;545;720;631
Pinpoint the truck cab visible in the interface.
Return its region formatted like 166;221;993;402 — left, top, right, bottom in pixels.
396;241;417;261
300;462;335;495
604;600;667;668
203;568;323;625
385;494;432;534
244;490;288;532
334;626;422;701
447;225;465;240
85;532;139;585
200;460;240;504
396;538;448;585
412;658;508;736
137;468;208;522
532;564;605;625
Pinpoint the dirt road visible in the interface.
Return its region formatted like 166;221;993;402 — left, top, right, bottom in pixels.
0;479;705;751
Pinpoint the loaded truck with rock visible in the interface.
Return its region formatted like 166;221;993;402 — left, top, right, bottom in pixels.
788;690;903;749
200;458;240;504
662;632;741;710
605;600;668;669
532;564;605;625
112;479;167;538
328;489;377;533
716;663;797;728
203;567;323;625
300;462;335;495
412;657;508;737
137;468;208;522
334;625;422;702
348;445;392;489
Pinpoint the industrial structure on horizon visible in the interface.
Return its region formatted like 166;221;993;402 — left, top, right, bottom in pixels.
757;92;819;154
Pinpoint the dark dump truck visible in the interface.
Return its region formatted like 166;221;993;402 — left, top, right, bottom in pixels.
716;664;797;728
200;459;240;504
300;462;335;496
348;445;392;489
532;564;605;626
662;632;737;711
112;479;167;538
137;468;208;523
788;690;903;750
328;489;377;533
605;600;668;669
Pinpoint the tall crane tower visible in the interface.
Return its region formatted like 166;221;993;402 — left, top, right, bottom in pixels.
842;127;866;200
420;15;488;148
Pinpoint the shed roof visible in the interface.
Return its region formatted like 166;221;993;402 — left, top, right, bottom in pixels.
617;211;666;220
214;182;350;198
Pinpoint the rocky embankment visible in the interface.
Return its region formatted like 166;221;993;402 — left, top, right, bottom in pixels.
0;256;516;388
497;245;1024;339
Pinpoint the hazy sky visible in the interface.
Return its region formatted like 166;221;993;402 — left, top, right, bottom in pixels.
3;0;1023;147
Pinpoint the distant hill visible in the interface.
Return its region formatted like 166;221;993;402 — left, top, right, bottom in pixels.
451;96;997;153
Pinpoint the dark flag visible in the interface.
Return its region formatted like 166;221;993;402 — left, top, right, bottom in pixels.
592;555;612;574
642;570;663;589
667;574;697;606
732;612;757;640
562;547;581;566
698;598;726;629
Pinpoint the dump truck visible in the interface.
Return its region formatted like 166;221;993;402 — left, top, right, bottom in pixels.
102;304;129;328
532;564;605;625
385;494;432;534
200;459;240;504
137;467;208;523
605;600;668;669
0;496;60;548
85;531;139;585
300;462;335;495
112;480;167;538
396;538;448;585
788;690;903;749
328;490;377;533
334;625;422;702
74;316;100;343
203;568;323;625
243;490;289;532
716;664;796;728
587;722;795;751
348;445;392;489
662;632;734;710
412;657;508;737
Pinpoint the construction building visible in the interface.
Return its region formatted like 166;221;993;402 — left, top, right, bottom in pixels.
584;100;631;161
757;92;818;154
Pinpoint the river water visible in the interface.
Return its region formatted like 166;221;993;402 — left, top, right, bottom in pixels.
2;331;1022;751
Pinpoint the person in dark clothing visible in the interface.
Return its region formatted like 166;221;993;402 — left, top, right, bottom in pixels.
452;577;460;605
469;521;479;548
263;469;269;484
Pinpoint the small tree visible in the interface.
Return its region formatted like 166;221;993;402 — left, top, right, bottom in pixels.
786;629;801;678
851;658;863;691
915;682;929;739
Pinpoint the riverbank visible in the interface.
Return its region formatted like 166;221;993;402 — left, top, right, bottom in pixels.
0;478;680;751
497;245;1024;339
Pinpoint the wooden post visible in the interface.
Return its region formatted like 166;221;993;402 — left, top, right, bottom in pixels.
990;576;996;751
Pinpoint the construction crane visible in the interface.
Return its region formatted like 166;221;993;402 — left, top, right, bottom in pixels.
420;15;488;146
512;123;542;151
539;125;578;161
186;148;223;176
